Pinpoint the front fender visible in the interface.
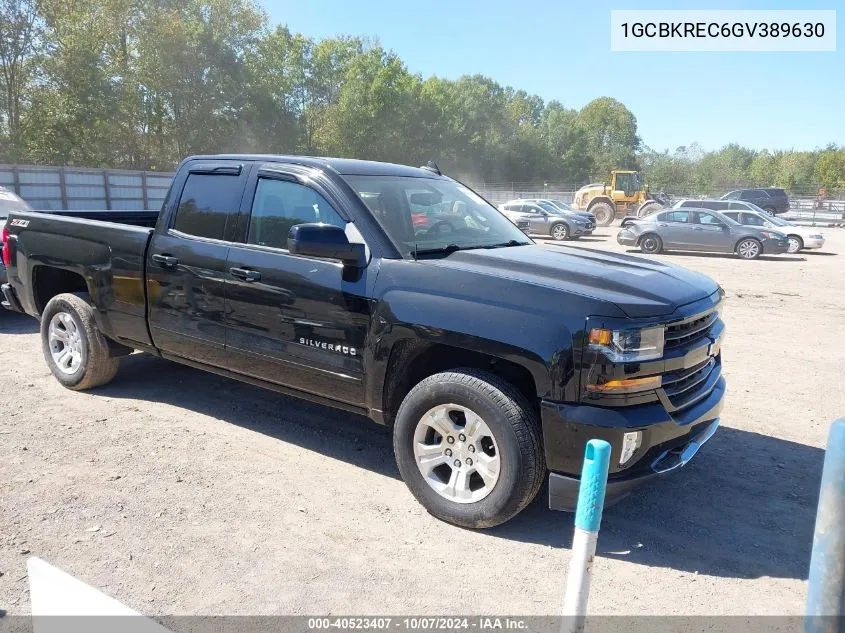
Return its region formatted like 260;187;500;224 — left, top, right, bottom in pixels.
366;289;578;413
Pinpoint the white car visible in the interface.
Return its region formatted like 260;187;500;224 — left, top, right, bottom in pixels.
721;206;824;254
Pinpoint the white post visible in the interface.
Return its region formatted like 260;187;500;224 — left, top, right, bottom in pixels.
561;439;611;633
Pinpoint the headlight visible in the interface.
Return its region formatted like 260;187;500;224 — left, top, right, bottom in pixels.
759;231;782;239
588;325;665;362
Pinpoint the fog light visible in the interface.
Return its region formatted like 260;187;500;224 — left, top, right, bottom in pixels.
620;431;642;466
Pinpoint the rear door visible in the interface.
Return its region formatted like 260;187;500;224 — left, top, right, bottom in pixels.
146;160;248;367
223;165;372;407
655;210;692;248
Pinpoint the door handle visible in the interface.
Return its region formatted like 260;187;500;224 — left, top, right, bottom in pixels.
694;226;704;231
229;267;261;282
152;253;179;267
658;223;668;227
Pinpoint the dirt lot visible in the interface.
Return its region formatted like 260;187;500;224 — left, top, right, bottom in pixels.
1;228;844;617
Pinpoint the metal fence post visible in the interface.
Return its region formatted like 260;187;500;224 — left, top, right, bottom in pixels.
806;419;845;633
562;439;611;633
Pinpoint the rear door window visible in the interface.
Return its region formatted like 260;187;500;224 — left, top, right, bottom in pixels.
667;210;690;223
172;173;243;240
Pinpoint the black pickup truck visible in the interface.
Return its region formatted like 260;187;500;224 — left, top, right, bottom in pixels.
1;155;725;528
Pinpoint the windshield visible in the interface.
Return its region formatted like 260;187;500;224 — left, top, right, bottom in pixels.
536;201;564;214
550;199;574;212
0;189;32;216
747;204;791;226
343;175;532;256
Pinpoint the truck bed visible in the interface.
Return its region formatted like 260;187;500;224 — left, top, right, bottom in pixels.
4;210;155;347
35;209;159;228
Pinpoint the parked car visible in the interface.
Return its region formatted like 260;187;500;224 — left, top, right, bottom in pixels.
617;207;790;259
721;206;825;254
523;199;598;226
720;188;790;215
0;187;34;286
498;200;594;240
3;154;725;528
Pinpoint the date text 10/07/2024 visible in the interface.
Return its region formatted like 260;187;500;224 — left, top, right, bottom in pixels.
307;617;531;630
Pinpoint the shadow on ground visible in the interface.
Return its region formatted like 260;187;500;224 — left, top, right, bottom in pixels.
101;353;822;581
0;311;39;334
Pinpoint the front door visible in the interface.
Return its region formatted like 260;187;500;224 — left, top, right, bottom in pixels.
690;211;732;251
224;168;373;407
146;161;248;367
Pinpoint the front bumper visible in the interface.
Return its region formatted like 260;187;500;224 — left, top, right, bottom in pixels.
762;237;790;254
803;237;825;249
571;223;594;236
543;374;725;511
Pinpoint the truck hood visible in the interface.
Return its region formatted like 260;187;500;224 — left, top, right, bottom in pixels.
429;244;719;318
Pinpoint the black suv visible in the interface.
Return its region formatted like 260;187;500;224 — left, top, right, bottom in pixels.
720;188;790;215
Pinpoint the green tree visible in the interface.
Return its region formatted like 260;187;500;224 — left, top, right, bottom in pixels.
0;0;42;161
576;97;640;178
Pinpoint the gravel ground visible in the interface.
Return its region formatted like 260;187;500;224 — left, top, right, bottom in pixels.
1;228;843;617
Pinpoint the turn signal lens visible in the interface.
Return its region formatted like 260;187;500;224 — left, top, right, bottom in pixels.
586;375;662;393
589;328;613;346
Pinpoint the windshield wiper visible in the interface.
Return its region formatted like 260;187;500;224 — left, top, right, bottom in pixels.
480;240;527;248
414;240;527;256
414;243;464;255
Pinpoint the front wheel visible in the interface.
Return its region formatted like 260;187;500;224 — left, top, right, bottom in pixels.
590;202;615;227
736;238;762;260
393;369;545;528
551;223;569;241
787;235;803;254
40;293;120;390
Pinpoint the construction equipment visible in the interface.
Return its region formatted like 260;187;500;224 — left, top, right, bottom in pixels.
571;170;669;226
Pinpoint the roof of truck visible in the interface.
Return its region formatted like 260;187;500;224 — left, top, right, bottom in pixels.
185;154;447;179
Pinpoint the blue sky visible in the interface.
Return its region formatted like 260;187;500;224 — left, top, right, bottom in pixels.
262;0;842;153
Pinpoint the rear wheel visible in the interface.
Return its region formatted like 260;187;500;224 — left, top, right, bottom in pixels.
787;235;803;253
736;238;762;260
591;202;615;227
551;223;569;241
393;369;545;529
40;293;120;390
639;234;662;254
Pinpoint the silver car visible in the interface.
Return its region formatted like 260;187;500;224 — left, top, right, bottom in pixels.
498;200;595;240
616;207;790;260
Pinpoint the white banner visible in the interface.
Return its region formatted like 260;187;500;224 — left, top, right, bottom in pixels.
611;10;836;51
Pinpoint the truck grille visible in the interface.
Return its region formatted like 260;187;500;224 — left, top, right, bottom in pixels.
664;310;718;349
662;356;720;410
660;304;722;412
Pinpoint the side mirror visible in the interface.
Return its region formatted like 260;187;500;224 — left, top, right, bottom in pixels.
288;223;366;268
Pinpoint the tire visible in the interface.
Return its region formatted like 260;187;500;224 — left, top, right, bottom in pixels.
550;223;569;241
636;202;662;217
639;233;662;254
590;202;615;227
736;238;762;260
40;293;120;390
787;235;803;254
393;369;545;529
